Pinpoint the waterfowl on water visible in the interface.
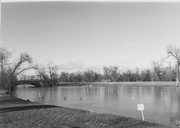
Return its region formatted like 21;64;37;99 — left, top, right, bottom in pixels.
64;96;67;100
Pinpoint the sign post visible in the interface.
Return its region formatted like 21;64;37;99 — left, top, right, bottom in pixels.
137;104;145;121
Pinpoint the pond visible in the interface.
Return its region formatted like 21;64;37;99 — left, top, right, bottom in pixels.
13;84;180;125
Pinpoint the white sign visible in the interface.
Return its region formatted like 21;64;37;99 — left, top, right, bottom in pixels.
137;104;144;111
137;104;145;121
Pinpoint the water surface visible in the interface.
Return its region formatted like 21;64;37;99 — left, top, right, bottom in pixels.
14;84;180;125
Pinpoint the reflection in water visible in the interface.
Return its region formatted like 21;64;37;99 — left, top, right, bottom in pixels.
14;85;180;125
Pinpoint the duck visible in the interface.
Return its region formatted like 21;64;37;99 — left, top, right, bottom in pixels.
64;96;67;100
80;96;82;101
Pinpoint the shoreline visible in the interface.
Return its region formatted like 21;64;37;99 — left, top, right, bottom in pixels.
92;81;177;85
0;91;169;128
56;81;178;87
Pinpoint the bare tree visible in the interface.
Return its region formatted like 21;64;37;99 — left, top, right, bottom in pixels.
0;47;34;92
167;45;180;86
0;48;11;88
0;47;11;69
152;61;163;81
9;53;32;78
47;64;59;85
103;66;119;82
7;53;33;93
36;64;59;87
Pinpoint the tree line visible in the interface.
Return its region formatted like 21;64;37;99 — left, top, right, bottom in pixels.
56;65;176;82
0;45;180;91
19;63;176;82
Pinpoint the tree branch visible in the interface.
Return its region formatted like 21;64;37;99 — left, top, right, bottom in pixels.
15;67;37;77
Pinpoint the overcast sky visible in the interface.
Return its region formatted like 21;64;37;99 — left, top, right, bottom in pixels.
2;0;180;2
1;1;180;72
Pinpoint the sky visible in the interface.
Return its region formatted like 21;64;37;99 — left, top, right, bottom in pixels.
2;0;180;2
1;1;180;72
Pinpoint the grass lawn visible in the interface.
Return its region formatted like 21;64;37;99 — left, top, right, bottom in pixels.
0;106;169;128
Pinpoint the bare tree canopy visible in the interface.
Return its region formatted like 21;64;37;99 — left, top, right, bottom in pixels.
167;45;180;85
35;64;59;87
0;47;11;68
0;47;35;91
10;53;32;77
167;45;180;62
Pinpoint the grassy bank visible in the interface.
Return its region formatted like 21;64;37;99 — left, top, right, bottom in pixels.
56;81;178;87
0;93;169;128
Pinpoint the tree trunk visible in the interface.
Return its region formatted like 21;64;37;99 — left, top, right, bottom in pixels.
0;60;3;87
176;61;179;86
